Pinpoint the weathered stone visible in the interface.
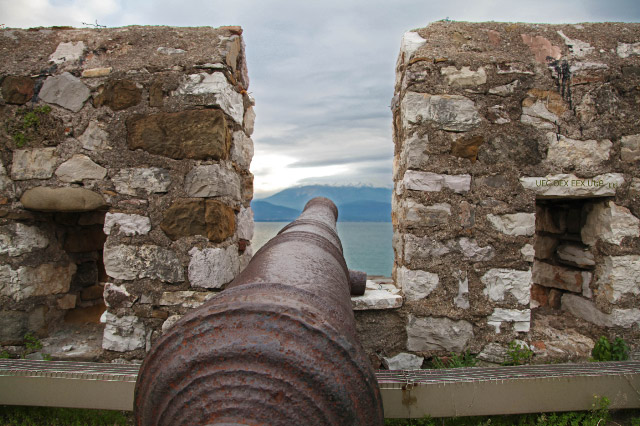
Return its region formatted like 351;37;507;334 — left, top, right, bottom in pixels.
487;308;531;333
535;205;566;234
49;41;85;64
521;244;534;262
127;109;229;161
610;309;640;328
351;289;403;310
487;213;535;236
159;291;215;308
459;201;475;229
475;175;508;189
382;352;424;370
400;200;451;228
530;283;549;308
11;148;57;180
557;31;594;57
546;134;612;172
486;105;511;124
161;315;183;333
237;206;254;241
521;100;560;129
64;225;106;252
184;163;242;200
556;244;595;268
103;244;184;283
477;343;508;364
149;82;163;107
244;106;256;136
94;80;142;110
399;31;426;62
561;294;610;327
396;266;439;301
205;200;236;242
0;263;76;302
621;134;640;162
1;76;34;104
598;255;640;303
78;121;110;151
0;311;29;345
81;67;112;78
231;131;254;169
441;66;487;87
399;133;427;170
548;289;563;309
406;315;474;352
0;223;48;256
157;47;186;55
489;80;520;96
521;34;561;63
403;234;451;264
21;187;107;212
104;212;151;236
112;167;171;196
103;283;136;309
174;73;244;124
482;268;531;305
188;245;239;289
39;72;90;112
400;171;471;193
401;92;482;132
55;154;107;182
57;294;77;310
457;237;495;261
102;311;145;352
582;201;639;245
617;42;640;58
520;173;624;199
533;261;591;293
531;317;594;361
534;235;559;259
160;199;235;242
451;135;484;162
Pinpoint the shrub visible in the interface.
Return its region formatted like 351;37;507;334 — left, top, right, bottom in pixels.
591;336;629;361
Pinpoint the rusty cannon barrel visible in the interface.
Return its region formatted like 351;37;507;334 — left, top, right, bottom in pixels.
134;197;384;426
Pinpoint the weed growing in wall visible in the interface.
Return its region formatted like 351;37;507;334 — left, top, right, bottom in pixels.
502;340;534;366
591;336;630;362
431;350;477;369
6;105;60;148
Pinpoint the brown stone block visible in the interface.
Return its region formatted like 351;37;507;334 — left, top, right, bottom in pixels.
149;82;164;107
21;187;107;212
64;226;107;253
205;200;236;243
532;261;590;293
93;79;142;110
81;284;104;301
525;89;567;116
1;76;35;104
127;109;230;161
451;135;484;162
548;289;562;309
530;283;549;307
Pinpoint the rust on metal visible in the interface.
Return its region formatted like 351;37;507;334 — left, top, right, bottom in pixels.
135;197;384;426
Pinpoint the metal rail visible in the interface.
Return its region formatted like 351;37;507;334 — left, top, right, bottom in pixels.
1;359;639;417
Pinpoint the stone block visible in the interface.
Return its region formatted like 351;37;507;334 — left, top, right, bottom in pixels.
231;131;254;169
451;135;485;162
521;243;535;262
534;235;559;260
57;294;77;310
598;255;640;303
11;148;57;180
1;75;34;104
81;67;112;78
184;163;242;200
71;262;98;287
244;106;256;136
403;234;451;264
382;352;424;370
488;80;520;96
454;272;470;310
103;244;184;283
174;73;244;124
477;343;508;364
399;31;426;62
401;92;482;132
55;154;107;182
621;134;640;162
39;72;90;112
49;41;85;64
127;109;229;161
160;199;235;243
556;244;595;268
187;245;239;289
617;42;640;58
1;263;76;302
530;283;549;308
482;268;532;305
521;34;561;63
582;201;639;245
535;205;566;234
161;315;182;333
396;266;439;301
237;206;254;241
103;283;137;309
102;311;145;352
520;173;624;199
112;167;171;196
400;200;451;228
487;308;531;333
457;237;495;261
557;31;594;57
532;261;591;293
0;223;48;256
159;291;215;309
21;187;107;212
546;134;612;172
561;294;610;327
400;171;471;193
406;315;474;352
0;310;29;345
351;289;403;310
78;121;110;151
487;212;535;236
440;66;487;87
94;80;142;110
399;134;427;170
104;212;151;236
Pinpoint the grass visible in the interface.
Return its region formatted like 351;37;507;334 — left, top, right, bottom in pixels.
0;406;133;426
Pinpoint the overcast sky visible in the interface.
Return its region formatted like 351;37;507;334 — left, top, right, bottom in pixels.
2;1;640;197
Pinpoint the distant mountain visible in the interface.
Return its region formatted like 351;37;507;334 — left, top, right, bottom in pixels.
251;201;300;222
252;185;392;222
260;185;392;210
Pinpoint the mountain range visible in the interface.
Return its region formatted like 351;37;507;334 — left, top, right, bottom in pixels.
251;185;392;222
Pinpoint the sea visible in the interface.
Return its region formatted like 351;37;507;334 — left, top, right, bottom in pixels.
251;222;393;277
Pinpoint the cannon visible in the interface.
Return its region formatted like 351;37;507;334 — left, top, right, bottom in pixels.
134;197;384;426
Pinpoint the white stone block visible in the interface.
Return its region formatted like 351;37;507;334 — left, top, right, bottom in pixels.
621;134;640;162
487;213;535;236
351;289;402;310
441;66;487;87
399;31;426;62
159;291;215;308
407;315;474;352
582;201;639;245
236;206;254;240
39;72;90;112
175;73;244;124
102;312;146;352
546;133;611;172
231;131;254;169
487;308;531;333
617;42;640;58
11;148;57;180
184;163;241;200
0;223;48;257
401;92;482;132
188;246;240;289
482;268;531;305
79;121;110;151
598;255;640;303
104;245;184;283
520;173;624;199
112;167;171;196
55;154;106;182
382;352;424;370
49;41;85;64
104;213;151;236
401;171;471;193
396;266;439;301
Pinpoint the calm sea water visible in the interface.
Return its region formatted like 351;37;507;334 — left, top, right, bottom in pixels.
251;222;393;277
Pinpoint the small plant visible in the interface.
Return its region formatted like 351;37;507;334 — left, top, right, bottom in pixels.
0;350;11;359
24;332;43;353
432;350;477;369
6;105;53;148
591;336;629;361
502;340;534;366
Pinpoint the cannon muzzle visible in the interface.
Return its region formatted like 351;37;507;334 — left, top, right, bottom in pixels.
134;197;384;426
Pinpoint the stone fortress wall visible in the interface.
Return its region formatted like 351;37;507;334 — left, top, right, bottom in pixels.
0;26;255;361
387;21;640;367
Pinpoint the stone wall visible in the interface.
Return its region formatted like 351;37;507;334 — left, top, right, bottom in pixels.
0;26;254;361
391;22;640;366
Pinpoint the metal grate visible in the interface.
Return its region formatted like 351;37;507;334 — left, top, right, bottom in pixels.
0;359;140;382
